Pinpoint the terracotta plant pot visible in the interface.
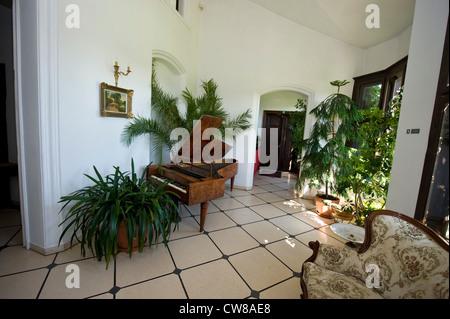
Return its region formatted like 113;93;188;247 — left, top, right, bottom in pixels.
331;206;354;221
117;220;148;253
315;194;340;219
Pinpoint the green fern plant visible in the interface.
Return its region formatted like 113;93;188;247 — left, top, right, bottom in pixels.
121;62;252;162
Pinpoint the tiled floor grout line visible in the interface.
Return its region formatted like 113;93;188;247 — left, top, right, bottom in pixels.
156;195;313;299
201;200;313;298
1;175;333;299
0;227;22;252
166;243;190;299
202;229;255;299
35;254;58;299
0;264;47;279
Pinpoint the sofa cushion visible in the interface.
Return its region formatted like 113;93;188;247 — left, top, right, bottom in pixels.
302;262;383;299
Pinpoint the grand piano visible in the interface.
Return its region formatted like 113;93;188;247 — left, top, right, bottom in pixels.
146;115;239;231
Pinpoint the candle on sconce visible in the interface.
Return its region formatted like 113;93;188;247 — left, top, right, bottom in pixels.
112;60;131;87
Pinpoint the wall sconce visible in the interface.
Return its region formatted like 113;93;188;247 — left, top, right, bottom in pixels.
114;61;131;87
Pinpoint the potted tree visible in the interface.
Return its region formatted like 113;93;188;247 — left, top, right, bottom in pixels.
58;159;179;268
297;80;362;218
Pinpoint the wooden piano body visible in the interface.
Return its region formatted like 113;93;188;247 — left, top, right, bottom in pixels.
146;115;239;231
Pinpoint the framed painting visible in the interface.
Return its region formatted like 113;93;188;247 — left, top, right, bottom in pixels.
100;82;134;118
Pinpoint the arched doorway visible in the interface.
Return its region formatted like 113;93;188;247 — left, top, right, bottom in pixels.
250;84;315;186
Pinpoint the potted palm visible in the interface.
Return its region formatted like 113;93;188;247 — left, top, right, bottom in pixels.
58;159;179;268
121;61;252;162
297;80;362;218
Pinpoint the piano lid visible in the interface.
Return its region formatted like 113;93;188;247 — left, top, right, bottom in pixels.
174;115;233;164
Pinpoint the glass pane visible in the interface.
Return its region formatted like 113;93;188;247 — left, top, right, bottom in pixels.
424;103;449;240
391;77;403;100
386;72;404;108
358;83;382;110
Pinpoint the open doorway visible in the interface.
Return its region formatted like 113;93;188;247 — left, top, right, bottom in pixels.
256;90;307;176
261;111;295;173
0;0;22;248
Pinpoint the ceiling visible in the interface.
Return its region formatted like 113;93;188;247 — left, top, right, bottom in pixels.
248;0;416;49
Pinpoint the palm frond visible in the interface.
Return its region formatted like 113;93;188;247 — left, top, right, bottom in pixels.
151;81;184;129
222;109;252;137
121;116;173;150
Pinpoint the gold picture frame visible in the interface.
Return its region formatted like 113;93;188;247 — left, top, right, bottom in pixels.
100;82;134;118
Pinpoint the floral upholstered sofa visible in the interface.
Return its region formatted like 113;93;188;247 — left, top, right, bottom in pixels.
300;210;449;299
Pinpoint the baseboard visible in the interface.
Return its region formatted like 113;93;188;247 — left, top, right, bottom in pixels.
29;241;72;256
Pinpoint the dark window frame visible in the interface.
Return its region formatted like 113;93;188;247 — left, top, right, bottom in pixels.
415;18;449;226
352;56;408;112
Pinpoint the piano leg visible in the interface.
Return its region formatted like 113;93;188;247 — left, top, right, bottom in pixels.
230;177;235;192
200;201;209;232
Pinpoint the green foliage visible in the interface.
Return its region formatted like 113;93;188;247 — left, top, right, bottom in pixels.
58;159;179;268
336;88;403;225
121;61;252;162
297;80;363;196
289;99;308;171
360;84;382;109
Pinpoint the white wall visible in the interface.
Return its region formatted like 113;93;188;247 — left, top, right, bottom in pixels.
196;0;364;189
16;0;202;252
361;25;412;75
57;0;201;196
387;0;448;217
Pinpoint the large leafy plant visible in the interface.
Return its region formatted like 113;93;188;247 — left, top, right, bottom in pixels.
58;159;179;268
121;62;252;162
336;88;403;225
289;99;308;172
298;80;363;198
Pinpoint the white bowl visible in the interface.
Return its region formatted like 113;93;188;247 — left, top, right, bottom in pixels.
330;223;365;243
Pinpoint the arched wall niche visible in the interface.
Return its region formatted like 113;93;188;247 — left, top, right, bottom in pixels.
151;50;187;164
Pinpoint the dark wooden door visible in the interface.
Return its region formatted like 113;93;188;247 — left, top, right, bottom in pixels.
262;111;293;172
1;64;7;163
1;64;12;206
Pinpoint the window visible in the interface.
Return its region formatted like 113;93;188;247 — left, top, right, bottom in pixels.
349;57;407;149
175;0;185;17
357;83;382;110
165;0;186;17
352;57;408;112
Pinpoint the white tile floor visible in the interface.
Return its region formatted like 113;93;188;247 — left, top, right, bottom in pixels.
0;173;348;299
